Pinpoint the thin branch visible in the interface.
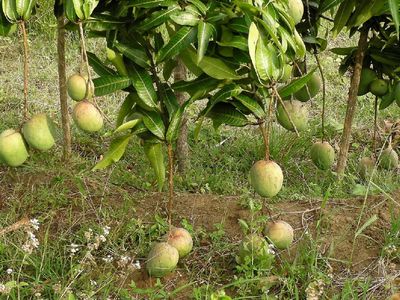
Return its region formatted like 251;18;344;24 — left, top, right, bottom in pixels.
167;144;174;225
373;96;378;158
0;217;30;236
78;22;112;125
20;21;29;121
314;53;326;142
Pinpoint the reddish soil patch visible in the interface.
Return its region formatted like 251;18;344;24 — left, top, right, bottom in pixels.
130;192;399;298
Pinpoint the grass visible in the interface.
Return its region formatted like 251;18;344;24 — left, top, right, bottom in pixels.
0;1;399;298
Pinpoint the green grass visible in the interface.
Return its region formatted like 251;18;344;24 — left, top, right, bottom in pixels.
0;2;399;298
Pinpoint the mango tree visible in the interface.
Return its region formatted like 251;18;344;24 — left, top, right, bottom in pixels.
58;0;316;222
326;0;400;175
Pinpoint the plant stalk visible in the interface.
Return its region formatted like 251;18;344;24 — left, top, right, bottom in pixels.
57;16;72;161
167;144;174;225
336;27;369;176
314;53;326;142
373;96;378;158
20;21;29;121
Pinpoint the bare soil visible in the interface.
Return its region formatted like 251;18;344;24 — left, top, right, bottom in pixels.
1;170;399;298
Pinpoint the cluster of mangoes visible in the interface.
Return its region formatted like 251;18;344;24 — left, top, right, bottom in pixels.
237;221;294;266
67;73;103;132
146;227;193;278
0;114;56;167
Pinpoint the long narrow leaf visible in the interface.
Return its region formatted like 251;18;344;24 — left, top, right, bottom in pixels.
93;76;131;96
278;68;317;98
130;66;158;109
92;134;132;170
197;20;213;63
388;0;400;39
157;26;197;63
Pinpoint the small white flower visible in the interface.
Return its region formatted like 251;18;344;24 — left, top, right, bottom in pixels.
22;231;39;254
30;219;40;231
84;229;93;241
69;243;80;257
90;279;97;286
102;254;114;263
98;235;106;242
6;268;13;274
132;260;141;270
103;226;110;236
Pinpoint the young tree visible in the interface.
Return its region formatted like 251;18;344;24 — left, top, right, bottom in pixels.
65;0;314;222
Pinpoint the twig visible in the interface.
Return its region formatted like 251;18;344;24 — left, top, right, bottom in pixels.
78;22;112;125
314;53;326;141
20;21;29;121
167;144;174;225
0;217;30;236
373;96;378;158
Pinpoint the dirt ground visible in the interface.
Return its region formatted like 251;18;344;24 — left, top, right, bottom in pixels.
129;191;400;297
1;170;399;298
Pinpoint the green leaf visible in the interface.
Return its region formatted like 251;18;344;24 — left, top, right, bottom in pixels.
388;0;400;39
64;0;78;22
197;20;214;64
92;134;132;170
330;47;357;55
2;0;19;22
319;0;345;13
179;48;203;76
114;119;142;134
137;7;179;32
200;84;242;118
187;0;207;14
198;56;242;80
248;22;259;75
141;110;165;140
72;0;84;20
194;84;242;140
116;94;136;127
218;36;248;51
159;84;179;119
143;141;165;191
346;0;385;28
87;52;116;76
229;18;249;33
115;42;150;69
332;0;356;37
93;76;131;96
355;215;378;237
170;10;199;26
157;26;197;63
163;59;176;81
130;66;158;110
166;98;194;143
126;92;157;112
380;85;395;110
257;17;284;53
172;74;220;100
278;68;317;98
128;0;176;8
0;8;17;36
234;94;265;118
255;39;282;81
208;103;249;129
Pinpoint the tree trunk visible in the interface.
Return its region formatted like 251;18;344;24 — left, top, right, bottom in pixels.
57;16;72;161
336;28;369;176
174;60;190;174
